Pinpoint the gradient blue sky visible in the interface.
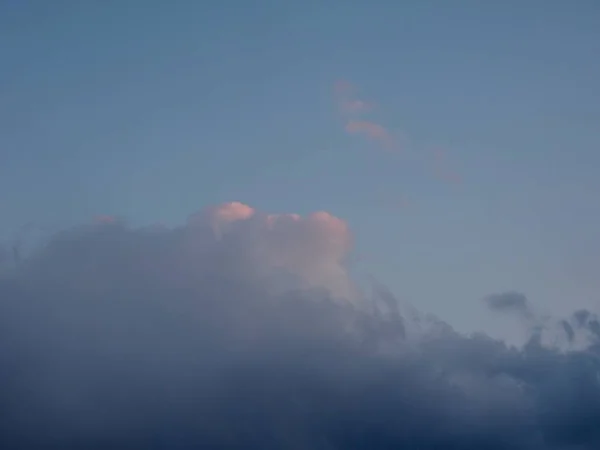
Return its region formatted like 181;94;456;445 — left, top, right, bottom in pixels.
1;1;599;335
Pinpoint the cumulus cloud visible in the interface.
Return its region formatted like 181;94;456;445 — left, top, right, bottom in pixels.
0;202;599;449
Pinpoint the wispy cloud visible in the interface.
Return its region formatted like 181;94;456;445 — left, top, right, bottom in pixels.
333;80;463;211
334;80;398;152
93;215;119;224
344;120;394;149
334;81;375;116
333;79;355;97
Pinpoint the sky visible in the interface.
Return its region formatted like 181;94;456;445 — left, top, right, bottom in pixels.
1;2;600;448
2;2;600;333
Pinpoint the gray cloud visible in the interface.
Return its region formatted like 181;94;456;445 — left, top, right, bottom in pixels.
485;291;533;319
561;319;575;343
571;309;600;348
0;204;599;449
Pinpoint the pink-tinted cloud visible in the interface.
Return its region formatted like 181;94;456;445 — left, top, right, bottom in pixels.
211;202;255;223
334;80;399;152
339;99;374;115
333;79;463;207
195;202;351;254
334;80;373;117
93;215;118;224
185;202;355;299
345;120;394;150
265;213;300;227
333;79;355;97
188;201;256;240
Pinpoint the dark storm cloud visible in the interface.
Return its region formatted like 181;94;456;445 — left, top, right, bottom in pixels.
0;203;599;449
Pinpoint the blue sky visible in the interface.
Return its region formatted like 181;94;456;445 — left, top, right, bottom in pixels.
1;1;599;335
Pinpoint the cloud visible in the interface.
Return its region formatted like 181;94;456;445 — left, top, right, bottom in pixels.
0;202;599;449
333;81;462;199
485;291;531;318
189;201;256;240
570;309;600;348
340;99;374;115
334;82;374;116
345;120;394;150
334;80;398;153
561;319;576;343
93;215;119;225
